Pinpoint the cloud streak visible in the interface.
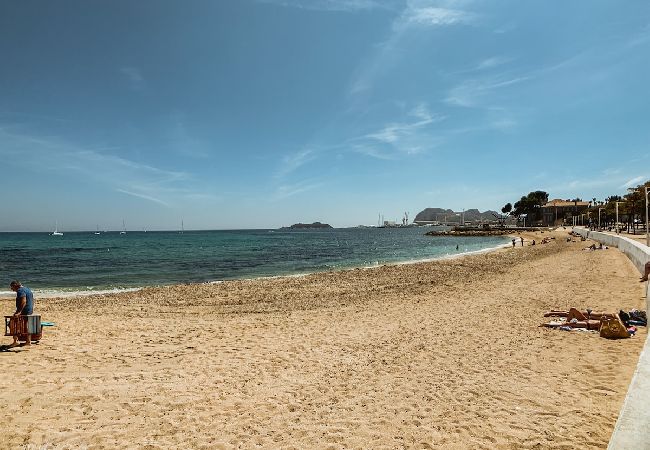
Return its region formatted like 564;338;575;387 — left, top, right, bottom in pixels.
349;1;477;95
116;189;170;207
402;6;474;27
355;103;445;158
276;148;318;179
120;67;145;91
0;126;193;207
621;176;646;188
445;76;530;108
273;179;324;200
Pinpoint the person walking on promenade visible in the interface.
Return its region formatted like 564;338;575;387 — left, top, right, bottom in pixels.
9;280;35;347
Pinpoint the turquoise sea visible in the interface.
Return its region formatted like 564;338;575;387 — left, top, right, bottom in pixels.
0;228;508;296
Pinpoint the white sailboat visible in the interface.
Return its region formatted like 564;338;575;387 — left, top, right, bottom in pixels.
120;219;127;235
51;221;63;236
94;225;101;235
179;220;184;234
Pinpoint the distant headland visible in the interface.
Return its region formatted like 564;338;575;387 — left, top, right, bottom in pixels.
281;222;333;230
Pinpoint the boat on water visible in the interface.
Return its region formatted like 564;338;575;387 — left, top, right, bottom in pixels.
94;225;101;235
120;219;127;235
51;221;63;236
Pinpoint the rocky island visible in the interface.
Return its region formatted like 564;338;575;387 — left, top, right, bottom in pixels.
281;222;333;230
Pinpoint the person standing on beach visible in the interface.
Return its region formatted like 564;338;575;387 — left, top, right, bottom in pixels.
640;261;650;282
512;238;516;248
9;280;34;346
520;237;524;246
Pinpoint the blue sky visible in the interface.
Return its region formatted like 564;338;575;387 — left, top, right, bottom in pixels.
1;0;649;231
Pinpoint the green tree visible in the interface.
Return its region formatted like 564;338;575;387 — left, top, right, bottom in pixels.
513;191;549;224
624;181;650;233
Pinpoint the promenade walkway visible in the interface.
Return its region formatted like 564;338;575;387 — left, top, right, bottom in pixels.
573;227;650;450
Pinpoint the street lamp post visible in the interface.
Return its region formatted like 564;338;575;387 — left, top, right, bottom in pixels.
598;208;604;230
616;202;624;234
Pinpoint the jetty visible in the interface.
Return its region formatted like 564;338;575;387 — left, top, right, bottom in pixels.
425;226;540;237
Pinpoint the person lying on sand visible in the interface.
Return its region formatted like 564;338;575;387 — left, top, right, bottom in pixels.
540;318;601;331
583;243;608;251
541;310;627;333
544;308;615;320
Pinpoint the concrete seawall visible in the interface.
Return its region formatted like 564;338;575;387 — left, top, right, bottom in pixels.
573;228;650;449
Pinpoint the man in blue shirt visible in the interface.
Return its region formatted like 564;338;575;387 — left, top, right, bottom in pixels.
10;280;35;346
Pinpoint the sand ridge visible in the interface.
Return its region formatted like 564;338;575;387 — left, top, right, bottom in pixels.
0;230;646;449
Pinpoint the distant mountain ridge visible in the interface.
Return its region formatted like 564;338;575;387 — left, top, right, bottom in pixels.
414;208;499;224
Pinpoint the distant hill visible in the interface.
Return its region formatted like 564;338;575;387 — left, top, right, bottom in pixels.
414;208;500;224
281;222;333;229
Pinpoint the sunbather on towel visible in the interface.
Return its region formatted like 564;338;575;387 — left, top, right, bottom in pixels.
544;308;615;320
540;318;601;331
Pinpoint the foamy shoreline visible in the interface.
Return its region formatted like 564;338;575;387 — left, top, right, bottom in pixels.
0;238;512;299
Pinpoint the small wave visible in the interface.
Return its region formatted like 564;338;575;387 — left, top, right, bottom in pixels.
0;287;142;299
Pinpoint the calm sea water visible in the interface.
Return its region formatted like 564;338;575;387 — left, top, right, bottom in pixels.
0;228;508;295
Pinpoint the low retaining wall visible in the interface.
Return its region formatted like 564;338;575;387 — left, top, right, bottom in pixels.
573;227;650;450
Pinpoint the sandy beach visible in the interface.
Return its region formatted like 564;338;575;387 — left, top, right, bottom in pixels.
1;229;646;449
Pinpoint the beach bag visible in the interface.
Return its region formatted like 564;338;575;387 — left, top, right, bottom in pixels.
599;315;630;339
629;309;647;326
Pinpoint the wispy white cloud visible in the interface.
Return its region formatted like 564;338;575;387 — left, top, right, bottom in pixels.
116;189;169;207
120;67;145;91
445;76;530;107
626;23;650;48
351;143;398;160
168;117;211;158
349;1;477;95
489;118;517;130
276;148;317;179
365;111;443;144
402;6;474;27
493;22;517;34
355;103;445;158
476;56;512;70
0;127;194;207
621;175;646;188
542;172;647;198
603;167;622;176
273;180;324;200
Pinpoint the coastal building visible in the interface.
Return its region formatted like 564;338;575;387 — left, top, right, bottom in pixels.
541;199;590;226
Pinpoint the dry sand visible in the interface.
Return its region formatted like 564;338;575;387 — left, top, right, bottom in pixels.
1;229;647;449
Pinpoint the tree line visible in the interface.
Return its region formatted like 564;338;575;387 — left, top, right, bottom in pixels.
499;180;650;231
